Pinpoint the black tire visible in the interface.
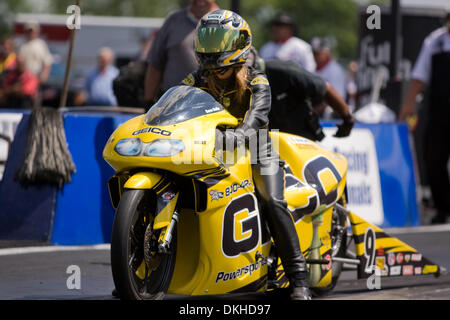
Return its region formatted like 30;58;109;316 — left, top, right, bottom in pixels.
111;189;177;300
311;206;348;297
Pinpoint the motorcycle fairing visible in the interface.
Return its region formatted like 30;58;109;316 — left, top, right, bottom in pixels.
349;212;442;279
166;131;350;294
272;131;348;219
162;146;272;295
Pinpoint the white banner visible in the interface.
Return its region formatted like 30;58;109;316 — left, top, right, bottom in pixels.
320;128;384;225
0;113;23;180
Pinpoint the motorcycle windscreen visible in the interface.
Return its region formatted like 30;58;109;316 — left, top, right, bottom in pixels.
145;86;224;126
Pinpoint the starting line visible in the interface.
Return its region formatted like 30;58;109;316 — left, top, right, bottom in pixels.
1;224;449;256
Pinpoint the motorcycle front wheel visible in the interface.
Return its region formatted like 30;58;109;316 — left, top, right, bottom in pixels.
111;189;176;300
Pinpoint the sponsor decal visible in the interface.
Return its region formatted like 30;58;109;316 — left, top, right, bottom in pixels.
422;265;438;275
405;254;411;263
411;253;422;262
161;191;175;201
250;76;269;86
225;179;251;197
390;266;401;276
222;97;231;108
182;74;195;86
376;256;387;275
205;106;221;114
210;189;224;201
396;253;404;264
207;14;223;20
414;267;422;275
215;256;268;283
387;252;396;266
402;265;414;276
377;248;385;256
379;266;389;276
288;136;313;145
132;127;171;136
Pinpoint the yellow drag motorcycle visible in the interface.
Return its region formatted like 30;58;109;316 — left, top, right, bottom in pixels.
103;86;443;300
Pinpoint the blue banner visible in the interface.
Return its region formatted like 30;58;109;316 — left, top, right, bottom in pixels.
321;121;419;228
0;110;420;244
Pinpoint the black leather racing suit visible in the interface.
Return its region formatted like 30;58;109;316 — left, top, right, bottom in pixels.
181;67;308;284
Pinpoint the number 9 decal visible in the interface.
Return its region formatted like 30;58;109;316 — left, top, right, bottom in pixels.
364;227;376;274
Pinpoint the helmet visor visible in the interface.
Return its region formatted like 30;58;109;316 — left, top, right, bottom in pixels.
195;27;247;53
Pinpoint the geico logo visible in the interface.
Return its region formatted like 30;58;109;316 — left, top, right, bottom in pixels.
132;127;172;136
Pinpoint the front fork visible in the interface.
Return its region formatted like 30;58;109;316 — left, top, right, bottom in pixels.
109;171;181;253
158;209;179;253
151;179;180;254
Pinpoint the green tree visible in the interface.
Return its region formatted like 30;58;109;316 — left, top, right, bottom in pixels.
240;0;360;60
48;0;179;17
0;0;31;39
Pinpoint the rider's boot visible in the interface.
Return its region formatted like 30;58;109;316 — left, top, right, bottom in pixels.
252;142;311;301
288;270;312;300
261;196;311;301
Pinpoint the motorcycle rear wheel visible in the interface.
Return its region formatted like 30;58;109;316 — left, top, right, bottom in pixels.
310;205;348;297
111;189;176;300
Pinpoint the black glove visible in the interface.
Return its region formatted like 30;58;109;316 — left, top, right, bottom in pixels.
224;127;247;147
218;124;255;150
334;114;354;138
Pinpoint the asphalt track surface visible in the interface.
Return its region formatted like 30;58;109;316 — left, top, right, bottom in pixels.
1;225;450;301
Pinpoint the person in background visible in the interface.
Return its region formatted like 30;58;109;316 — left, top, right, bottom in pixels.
144;0;219;106
0;36;17;76
0;54;39;109
84;47;119;106
137;29;158;62
18;22;52;84
398;10;450;224
259;13;316;73
346;60;359;113
311;37;347;119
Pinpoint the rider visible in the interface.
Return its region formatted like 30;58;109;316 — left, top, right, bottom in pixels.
181;9;311;300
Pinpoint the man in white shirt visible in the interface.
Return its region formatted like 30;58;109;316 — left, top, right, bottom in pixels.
18;22;53;84
398;10;450;224
259;13;316;72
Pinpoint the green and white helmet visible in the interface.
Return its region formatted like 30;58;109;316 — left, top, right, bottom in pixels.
194;9;252;70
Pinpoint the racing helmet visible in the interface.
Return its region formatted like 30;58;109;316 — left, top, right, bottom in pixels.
194;9;252;70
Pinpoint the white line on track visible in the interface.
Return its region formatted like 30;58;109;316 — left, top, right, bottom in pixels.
0;244;110;256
